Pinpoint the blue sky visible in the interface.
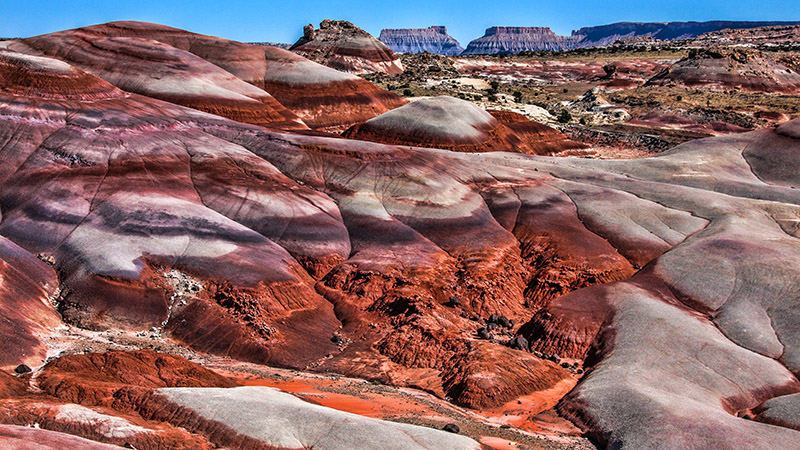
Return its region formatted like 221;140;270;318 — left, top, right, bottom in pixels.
3;0;800;45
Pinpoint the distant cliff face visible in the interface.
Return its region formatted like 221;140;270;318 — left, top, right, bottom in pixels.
462;27;582;55
572;21;800;48
379;26;464;56
460;21;800;55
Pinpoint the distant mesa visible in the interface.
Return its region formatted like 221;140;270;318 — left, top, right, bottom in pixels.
379;26;464;56
645;47;800;94
462;26;582;55
573;20;800;48
461;20;800;55
291;19;404;74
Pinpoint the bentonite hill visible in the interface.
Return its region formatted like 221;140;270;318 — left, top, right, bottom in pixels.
1;16;800;450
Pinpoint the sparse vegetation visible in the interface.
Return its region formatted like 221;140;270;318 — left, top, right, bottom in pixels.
363;46;800;156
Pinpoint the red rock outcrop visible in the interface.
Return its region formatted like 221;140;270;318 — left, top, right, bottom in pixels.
344;96;585;155
488;110;588;154
291;20;404;74
37;350;236;408
646;47;800;94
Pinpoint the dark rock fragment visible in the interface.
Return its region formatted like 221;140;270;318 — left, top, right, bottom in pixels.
443;423;460;434
509;336;529;351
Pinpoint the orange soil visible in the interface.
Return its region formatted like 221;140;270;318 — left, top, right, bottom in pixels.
480;377;580;433
240;376;451;422
214;362;584;437
481;436;523;449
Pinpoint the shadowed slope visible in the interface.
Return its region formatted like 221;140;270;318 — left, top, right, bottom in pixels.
0;236;60;369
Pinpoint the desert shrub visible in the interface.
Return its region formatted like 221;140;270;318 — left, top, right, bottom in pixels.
557;109;573;124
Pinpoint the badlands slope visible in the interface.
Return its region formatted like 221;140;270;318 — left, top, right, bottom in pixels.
343;96;586;154
646;47;800;94
3;21;406;131
0;20;799;450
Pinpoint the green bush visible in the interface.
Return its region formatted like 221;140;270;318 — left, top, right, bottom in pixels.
403;89;413;97
557;109;573;124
